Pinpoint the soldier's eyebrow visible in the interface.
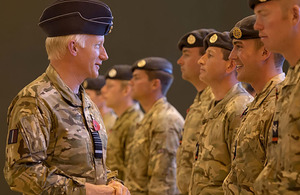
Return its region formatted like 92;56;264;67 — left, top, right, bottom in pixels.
182;48;191;53
206;48;216;55
233;40;243;45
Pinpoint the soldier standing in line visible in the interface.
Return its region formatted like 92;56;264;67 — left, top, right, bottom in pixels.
222;15;285;194
189;31;253;194
249;0;300;193
3;0;130;194
176;29;215;195
125;57;184;195
83;75;117;131
101;65;144;181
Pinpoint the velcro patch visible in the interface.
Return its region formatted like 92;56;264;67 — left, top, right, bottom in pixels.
8;129;18;144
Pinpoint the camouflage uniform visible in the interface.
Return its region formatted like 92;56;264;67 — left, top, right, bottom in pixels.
189;83;253;195
4;65;111;195
125;97;184;195
106;103;143;181
176;87;213;194
253;61;300;194
102;111;117;133
223;74;285;195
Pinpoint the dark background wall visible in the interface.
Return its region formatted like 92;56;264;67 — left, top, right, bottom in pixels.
0;1;256;194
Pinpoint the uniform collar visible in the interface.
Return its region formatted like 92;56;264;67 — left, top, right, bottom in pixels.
250;73;285;109
207;83;246;118
45;65;86;107
282;60;300;86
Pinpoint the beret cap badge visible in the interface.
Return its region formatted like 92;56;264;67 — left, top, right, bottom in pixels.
108;69;117;78
187;34;196;45
210;34;218;43
232;27;242;39
137;60;146;68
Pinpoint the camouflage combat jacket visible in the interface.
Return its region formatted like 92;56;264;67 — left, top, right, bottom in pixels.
189;83;253;195
176;87;213;195
125;97;184;195
102;110;117;133
253;61;300;194
223;73;285;195
106;103;143;181
4;65;109;195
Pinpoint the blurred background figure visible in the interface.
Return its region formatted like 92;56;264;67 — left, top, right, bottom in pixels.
83;76;117;132
125;57;184;195
101;65;143;181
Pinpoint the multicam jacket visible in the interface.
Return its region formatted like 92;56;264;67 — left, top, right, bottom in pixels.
176;87;213;195
4;65;110;195
223;73;285;195
106;103;143;181
189;83;253;195
125;97;184;195
253;61;300;194
102;110;117;133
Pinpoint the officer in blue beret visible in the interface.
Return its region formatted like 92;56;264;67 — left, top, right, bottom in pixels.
4;0;130;194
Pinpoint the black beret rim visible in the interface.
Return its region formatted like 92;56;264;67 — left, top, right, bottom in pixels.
204;32;233;51
177;32;204;50
249;0;270;9
131;67;173;74
105;65;133;80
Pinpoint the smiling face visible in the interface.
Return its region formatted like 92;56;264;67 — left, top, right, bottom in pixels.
76;35;108;79
230;39;263;83
177;47;203;82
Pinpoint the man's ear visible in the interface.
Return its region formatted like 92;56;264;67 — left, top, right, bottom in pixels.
122;84;131;96
292;4;300;26
261;47;271;61
68;40;78;56
226;59;236;73
151;78;161;91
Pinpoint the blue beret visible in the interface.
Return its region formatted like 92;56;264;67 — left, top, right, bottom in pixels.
83;75;106;90
105;65;132;80
132;57;173;74
177;29;216;50
248;0;271;9
230;15;259;40
204;31;233;51
39;0;113;37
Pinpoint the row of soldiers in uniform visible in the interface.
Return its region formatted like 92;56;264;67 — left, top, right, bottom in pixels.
82;11;287;194
4;0;300;194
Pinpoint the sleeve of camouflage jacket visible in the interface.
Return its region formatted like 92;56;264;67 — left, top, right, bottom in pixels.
147;119;180;195
4;97;86;195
